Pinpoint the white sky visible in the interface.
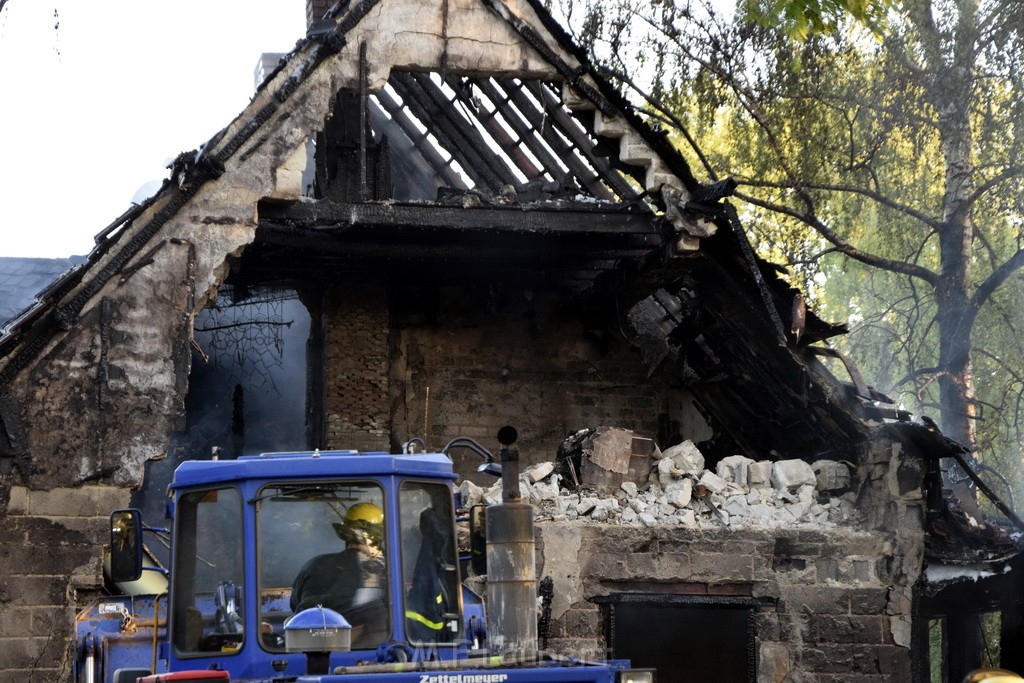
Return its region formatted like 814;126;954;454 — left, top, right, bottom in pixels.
0;1;307;258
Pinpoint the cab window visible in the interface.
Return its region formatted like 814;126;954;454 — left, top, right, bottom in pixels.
400;481;461;644
171;487;245;655
256;482;388;651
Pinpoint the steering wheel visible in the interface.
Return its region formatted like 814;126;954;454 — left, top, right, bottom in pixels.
199;632;243;652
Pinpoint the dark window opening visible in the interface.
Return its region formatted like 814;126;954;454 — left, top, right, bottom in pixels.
185;284;311;456
604;596;756;683
924;611;1005;683
132;284;316;567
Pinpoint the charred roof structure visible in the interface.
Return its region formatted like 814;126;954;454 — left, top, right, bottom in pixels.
0;0;1021;680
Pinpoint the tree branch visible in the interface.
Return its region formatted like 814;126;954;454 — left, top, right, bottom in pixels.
735;190;940;284
973;247;1024;309
968;164;1024;204
737;178;945;230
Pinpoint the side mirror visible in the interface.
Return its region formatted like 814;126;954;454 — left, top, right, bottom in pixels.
469;505;487;575
109;509;143;583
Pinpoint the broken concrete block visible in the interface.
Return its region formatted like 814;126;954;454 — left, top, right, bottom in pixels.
748;460;774;488
664;478;689;494
657;457;681;488
723;495;750;518
699;470;729;494
677;509;698;528
639;512;657;527
716;455;755;486
775;507;797;523
723;482;746;497
788;502;809;520
667;479;693;508
575;497;599;515
777;489;799;505
812;459;852;492
621;481;639;497
771;459;817;491
662;440;705;476
746;488;762;505
525;461;555;483
591;504;611;522
621;507;638;524
484;482;502;505
533;481;561;502
460;480;484;508
798;484;816;505
629;498;649;514
521;481;542;505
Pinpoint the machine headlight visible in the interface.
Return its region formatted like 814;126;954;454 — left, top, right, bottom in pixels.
618;669;655;683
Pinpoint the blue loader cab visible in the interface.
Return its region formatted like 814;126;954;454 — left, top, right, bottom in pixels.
73;446;654;683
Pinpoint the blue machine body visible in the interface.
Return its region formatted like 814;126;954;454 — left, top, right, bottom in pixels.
73;450;633;683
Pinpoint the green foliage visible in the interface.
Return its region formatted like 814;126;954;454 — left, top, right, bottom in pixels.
742;0;892;39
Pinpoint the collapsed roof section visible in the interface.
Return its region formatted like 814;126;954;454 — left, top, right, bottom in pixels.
367;73;641;201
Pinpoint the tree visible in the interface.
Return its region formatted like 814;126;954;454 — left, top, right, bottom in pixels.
743;0;892;39
565;0;1024;469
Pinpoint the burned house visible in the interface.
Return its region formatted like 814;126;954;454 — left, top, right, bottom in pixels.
0;0;1021;681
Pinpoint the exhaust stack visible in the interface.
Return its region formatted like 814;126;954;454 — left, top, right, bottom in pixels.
485;426;538;659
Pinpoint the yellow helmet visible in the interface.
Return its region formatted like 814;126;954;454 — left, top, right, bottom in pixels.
333;502;384;546
345;502;384;526
964;669;1024;683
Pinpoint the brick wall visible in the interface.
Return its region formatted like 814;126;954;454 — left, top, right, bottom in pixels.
0;484;129;682
380;286;702;482
324;284;391;452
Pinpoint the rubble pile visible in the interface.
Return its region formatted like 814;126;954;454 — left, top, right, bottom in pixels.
460;439;858;529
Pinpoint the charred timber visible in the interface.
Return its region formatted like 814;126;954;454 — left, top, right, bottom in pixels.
258;201;661;236
252;227;658;259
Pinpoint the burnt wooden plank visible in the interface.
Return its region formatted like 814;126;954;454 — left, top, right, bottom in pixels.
524;80;639;201
442;75;545;182
254;226;659;257
495;78;615;200
258;201;661;236
374;88;468;190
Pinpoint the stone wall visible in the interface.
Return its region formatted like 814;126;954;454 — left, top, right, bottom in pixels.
0;484;129;681
530;430;926;682
537;523;920;682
